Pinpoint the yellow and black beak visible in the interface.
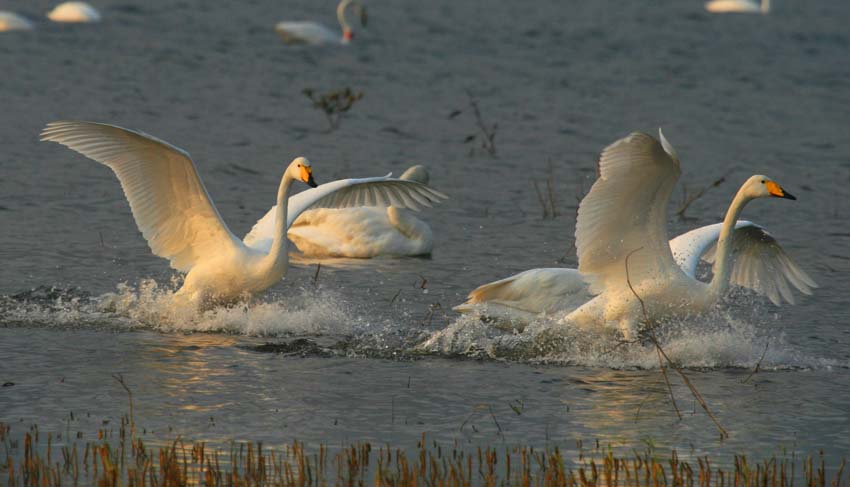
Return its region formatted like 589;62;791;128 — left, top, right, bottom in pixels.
300;166;317;188
766;181;795;200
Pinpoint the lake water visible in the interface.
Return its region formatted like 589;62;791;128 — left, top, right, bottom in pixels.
1;0;849;469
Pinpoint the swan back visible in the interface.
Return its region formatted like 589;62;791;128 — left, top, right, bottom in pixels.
47;2;101;23
0;12;34;32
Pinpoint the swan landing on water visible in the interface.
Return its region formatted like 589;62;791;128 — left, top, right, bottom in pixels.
41;121;446;309
456;130;815;339
285;165;437;258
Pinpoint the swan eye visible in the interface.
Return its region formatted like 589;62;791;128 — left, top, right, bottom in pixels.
297;164;301;168
761;180;765;184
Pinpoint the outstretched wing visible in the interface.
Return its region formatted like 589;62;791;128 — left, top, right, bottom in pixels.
41;121;241;272
670;221;817;305
243;175;447;252
575;131;682;294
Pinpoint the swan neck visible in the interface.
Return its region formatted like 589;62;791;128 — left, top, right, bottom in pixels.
761;0;770;13
265;173;294;272
709;186;751;298
337;0;352;32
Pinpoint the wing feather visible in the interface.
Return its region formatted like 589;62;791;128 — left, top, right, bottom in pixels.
41;121;240;272
575;131;682;294
669;221;816;305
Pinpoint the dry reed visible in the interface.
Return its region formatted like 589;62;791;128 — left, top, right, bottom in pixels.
2;420;846;487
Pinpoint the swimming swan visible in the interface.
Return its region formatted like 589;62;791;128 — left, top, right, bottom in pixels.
705;0;769;14
0;12;34;32
286;165;436;257
275;0;366;45
456;131;814;338
41;121;446;307
47;2;101;23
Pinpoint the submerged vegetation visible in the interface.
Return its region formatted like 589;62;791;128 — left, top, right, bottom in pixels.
1;419;846;487
302;87;364;131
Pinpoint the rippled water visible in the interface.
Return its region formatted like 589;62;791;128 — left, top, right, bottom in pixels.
1;0;849;466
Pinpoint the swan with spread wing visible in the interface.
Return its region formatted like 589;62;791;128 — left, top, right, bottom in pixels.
284;165;436;257
456;131;815;338
41;121;446;308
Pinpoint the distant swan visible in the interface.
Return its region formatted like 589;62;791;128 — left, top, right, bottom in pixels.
457;131;814;338
286;165;437;258
41;121;446;308
275;0;366;45
47;2;101;22
0;11;34;32
705;0;769;14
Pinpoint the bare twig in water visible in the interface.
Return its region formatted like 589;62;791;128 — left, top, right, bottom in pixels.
421;302;443;327
532;159;561;219
388;289;402;304
675;169;733;219
624;249;681;420
488;405;504;438
463;91;497;157
312;263;322;286
111;374;135;440
624;249;729;438
415;275;428;289
741;342;769;384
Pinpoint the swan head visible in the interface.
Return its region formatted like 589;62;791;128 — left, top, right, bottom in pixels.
744;175;795;200
289;157;318;187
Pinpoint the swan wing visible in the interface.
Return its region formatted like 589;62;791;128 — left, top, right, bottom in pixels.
576;131;681;294
41;121;241;272
454;268;592;315
693;224;817;305
243;175;447;252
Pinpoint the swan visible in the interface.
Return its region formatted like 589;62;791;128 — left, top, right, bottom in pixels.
0;11;34;32
47;2;101;23
705;0;769;14
275;0;366;45
41;121;447;308
456;130;815;338
285;165;436;257
455;221;815;328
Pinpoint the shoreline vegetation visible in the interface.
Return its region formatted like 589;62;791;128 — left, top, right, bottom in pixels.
1;419;846;487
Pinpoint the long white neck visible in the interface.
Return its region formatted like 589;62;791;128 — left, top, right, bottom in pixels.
337;0;352;32
760;0;770;13
708;185;752;299
263;172;294;275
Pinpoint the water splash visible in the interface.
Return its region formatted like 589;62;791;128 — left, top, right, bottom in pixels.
0;280;355;337
414;308;842;370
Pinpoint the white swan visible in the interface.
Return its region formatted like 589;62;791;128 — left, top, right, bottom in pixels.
0;11;34;32
275;0;366;45
457;131;815;338
286;165;436;257
41;121;446;308
455;221;814;328
705;0;769;14
47;2;101;23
